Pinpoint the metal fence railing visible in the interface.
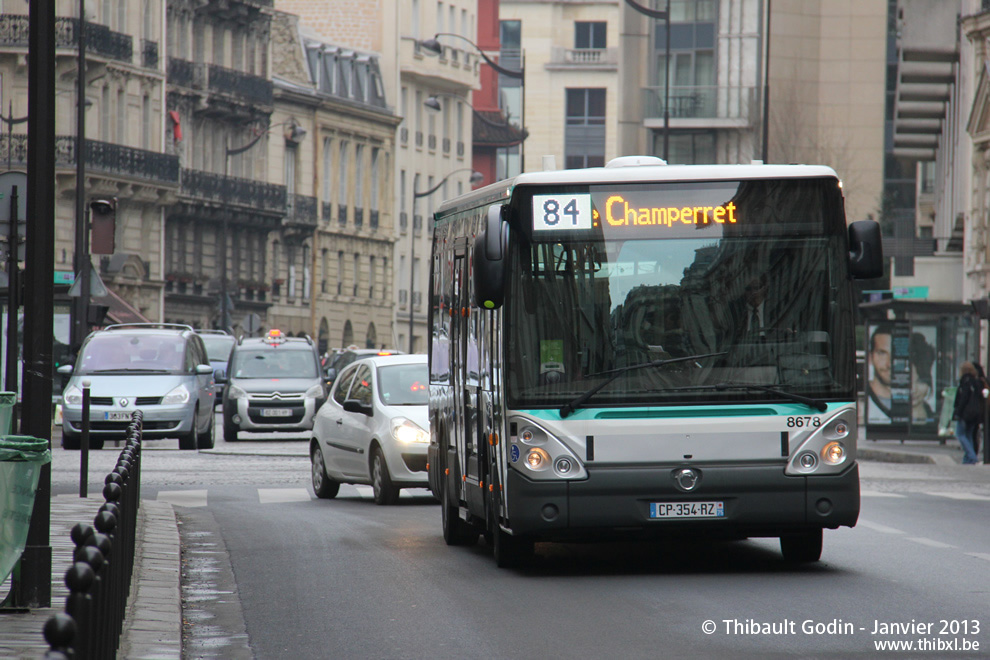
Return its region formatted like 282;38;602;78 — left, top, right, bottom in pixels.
42;410;143;659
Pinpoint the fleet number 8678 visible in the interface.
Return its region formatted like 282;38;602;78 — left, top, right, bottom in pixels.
786;416;821;428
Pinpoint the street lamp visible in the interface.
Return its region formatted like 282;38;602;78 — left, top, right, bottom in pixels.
408;168;483;352
220;119;307;333
624;0;671;161
419;32;526;170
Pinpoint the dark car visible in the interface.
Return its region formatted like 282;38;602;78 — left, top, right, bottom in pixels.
219;329;326;442
325;347;403;384
196;329;236;403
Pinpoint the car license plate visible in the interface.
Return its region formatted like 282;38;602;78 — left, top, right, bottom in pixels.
260;408;292;417
650;501;724;519
104;411;132;422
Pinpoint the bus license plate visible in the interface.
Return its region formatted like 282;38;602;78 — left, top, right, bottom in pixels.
104;411;132;422
260;408;292;417
650;501;724;519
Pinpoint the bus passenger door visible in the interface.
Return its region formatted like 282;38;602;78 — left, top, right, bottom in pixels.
453;249;485;515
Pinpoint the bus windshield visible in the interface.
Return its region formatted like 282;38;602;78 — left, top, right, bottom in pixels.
503;177;856;409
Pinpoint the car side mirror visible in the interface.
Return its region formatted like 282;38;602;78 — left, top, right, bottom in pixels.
325;367;337;383
57;364;73;375
343;399;373;416
196;364;214;375
214;368;227;383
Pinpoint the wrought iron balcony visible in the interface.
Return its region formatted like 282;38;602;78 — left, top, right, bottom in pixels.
322;201;334;222
642;85;756;124
0;135;179;185
168;58;273;106
286;194;318;227
180;168;286;214
354;208;364;227
0;15;133;62
369;210;379;230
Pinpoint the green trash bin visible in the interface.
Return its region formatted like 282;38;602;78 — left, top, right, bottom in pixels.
0;392;16;436
0;435;52;585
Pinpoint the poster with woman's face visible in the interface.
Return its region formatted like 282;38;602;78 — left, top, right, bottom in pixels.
908;326;937;427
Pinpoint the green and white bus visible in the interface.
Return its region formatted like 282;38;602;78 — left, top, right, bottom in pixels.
427;156;882;567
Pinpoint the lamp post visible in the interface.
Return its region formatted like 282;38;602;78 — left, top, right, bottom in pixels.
221;120;306;333
409;168;483;353
419;33;525;170
624;0;670;161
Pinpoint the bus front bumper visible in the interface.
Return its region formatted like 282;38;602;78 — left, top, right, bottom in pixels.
504;463;859;540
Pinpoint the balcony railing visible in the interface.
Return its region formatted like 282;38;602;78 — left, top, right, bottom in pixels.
168;58;273;106
0;15;133;62
322;201;334;222
338;204;348;226
180;168;286;213
642;85;756;123
369;210;379;230
548;46;618;67
2;135;179;184
286;194;318;227
354;207;364;227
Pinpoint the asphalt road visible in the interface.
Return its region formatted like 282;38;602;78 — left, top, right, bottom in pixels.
48;415;990;659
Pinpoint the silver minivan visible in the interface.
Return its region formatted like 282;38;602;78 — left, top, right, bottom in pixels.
59;323;216;450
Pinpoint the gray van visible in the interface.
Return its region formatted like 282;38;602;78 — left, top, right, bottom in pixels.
59;323;216;450
218;330;326;442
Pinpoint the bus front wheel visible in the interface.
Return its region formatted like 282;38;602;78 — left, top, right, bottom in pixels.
780;529;823;563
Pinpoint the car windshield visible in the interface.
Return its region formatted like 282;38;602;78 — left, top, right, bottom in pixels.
230;348;318;379
77;333;185;373
201;335;235;362
377;364;428;406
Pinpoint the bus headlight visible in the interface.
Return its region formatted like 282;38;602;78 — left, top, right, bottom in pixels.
821;441;847;465
508;417;587;480
526;448;550;470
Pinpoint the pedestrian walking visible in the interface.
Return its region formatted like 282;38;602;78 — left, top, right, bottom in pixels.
952;362;983;464
973;363;989;456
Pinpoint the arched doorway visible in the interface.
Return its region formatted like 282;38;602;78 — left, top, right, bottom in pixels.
318;318;329;355
365;322;377;349
342;320;354;348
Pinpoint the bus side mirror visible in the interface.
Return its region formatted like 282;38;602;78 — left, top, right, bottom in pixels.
474;204;509;309
848;220;883;279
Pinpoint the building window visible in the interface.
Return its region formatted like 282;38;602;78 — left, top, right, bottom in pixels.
322;137;333;201
564;88;606;169
575;22;606;49
353;253;360;296
654;0;716;118
337;250;344;295
369;255;376;298
659;130;716;165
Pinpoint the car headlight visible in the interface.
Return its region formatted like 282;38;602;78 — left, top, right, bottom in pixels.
162;384;190;405
304;384;324;399
63;385;82;406
226;384;247;400
391;417;430;444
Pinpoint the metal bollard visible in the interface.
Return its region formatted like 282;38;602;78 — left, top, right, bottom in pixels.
80;379;91;497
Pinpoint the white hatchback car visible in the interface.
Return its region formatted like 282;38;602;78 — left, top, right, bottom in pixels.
310;354;429;505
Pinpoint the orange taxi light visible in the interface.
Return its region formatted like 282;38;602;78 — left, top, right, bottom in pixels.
268;329;282;338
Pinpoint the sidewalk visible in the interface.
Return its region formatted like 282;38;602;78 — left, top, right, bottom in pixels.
0;436;983;659
0;496;181;660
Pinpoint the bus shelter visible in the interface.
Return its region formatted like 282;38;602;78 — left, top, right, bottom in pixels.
859;300;979;441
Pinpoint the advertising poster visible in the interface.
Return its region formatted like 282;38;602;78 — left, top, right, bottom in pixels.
866;322;938;431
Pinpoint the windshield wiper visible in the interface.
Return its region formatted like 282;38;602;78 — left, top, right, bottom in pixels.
710;382;828;412
559;351;727;418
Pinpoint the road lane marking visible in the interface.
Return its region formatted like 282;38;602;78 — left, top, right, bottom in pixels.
923;491;990;501
258;488;312;504
157;490;208;508
965;553;990;562
860;490;906;498
857;520;905;535
905;537;955;549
